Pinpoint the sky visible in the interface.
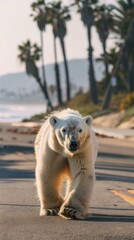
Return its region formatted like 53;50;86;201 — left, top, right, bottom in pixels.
0;0;116;76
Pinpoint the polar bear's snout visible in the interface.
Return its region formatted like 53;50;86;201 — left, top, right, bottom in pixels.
68;133;79;152
68;140;78;152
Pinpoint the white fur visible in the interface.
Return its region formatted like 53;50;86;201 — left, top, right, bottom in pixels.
35;108;98;219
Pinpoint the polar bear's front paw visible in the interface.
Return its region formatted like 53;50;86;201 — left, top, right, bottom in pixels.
58;207;77;219
40;207;60;217
59;207;88;220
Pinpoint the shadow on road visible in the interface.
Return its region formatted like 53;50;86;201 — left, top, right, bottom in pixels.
96;173;134;183
0;167;35;179
88;213;134;223
0;159;35;179
0;145;33;156
0;146;35;179
96;151;134;183
0;203;38;208
98;152;134;160
92;207;134;211
96;162;134;173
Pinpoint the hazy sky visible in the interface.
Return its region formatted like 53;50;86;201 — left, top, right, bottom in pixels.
0;0;116;76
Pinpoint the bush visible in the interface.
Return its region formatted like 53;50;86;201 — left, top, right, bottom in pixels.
120;92;134;110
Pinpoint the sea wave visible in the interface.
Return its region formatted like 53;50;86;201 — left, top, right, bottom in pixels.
0;104;46;122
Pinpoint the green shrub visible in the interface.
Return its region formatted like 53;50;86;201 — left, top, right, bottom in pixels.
120;92;134;110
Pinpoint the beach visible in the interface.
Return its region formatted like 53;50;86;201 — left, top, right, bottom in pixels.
0;122;41;147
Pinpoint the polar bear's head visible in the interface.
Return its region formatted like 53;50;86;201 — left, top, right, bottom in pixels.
49;114;93;155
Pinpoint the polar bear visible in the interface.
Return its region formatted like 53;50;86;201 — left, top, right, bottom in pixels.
35;108;98;220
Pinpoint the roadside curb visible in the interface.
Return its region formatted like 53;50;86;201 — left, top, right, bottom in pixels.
93;127;134;140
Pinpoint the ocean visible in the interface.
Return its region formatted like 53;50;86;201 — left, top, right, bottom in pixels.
0;104;47;122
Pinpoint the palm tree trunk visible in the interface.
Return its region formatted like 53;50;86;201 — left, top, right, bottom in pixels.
87;26;99;104
36;76;52;111
102;40;109;86
40;31;52;110
128;60;134;92
53;36;62;105
60;37;71;101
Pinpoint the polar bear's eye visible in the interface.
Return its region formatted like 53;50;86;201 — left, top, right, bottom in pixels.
79;129;82;133
62;128;67;133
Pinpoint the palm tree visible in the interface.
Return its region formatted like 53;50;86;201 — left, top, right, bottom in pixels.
46;2;63;105
31;0;52;108
113;0;134;38
47;1;71;101
112;0;134;92
97;47;129;92
102;0;134;109
102;17;134;109
95;4;114;86
72;0;99;104
18;40;52;109
31;0;63;104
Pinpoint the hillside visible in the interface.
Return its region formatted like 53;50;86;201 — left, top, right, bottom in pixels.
0;59;104;104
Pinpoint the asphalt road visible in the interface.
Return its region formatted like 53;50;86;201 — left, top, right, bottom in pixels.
0;138;134;240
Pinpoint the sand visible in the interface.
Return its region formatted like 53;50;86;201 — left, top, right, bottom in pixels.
0;122;41;147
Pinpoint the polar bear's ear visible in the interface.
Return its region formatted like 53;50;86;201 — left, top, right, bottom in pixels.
83;115;93;126
49;116;59;127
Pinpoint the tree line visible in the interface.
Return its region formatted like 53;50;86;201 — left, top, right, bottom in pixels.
18;0;134;111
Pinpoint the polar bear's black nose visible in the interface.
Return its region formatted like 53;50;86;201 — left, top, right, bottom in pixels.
69;141;78;151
